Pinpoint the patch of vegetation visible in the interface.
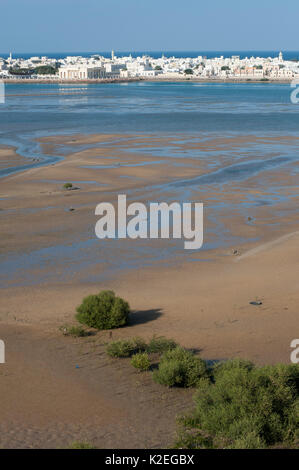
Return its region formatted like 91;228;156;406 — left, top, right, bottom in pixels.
184;68;194;75
147;335;177;354
68;441;95;449
153;347;208;388
131;352;151;371
76;290;130;330
9;67;33;76
59;325;88;337
175;359;299;449
63;182;73;189
34;65;58;75
106;335;178;358
106;337;147;358
260;78;270;81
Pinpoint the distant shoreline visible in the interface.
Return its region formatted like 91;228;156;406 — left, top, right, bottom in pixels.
2;77;293;85
3;77;142;85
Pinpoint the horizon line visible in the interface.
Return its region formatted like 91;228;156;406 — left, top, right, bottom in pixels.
0;49;297;55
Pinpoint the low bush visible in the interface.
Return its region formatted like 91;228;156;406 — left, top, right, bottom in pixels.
146;336;177;354
153;347;208;388
69;441;95;449
59;325;88;337
131;352;151;371
63;182;73;189
76;290;130;330
176;359;299;449
106;337;147;358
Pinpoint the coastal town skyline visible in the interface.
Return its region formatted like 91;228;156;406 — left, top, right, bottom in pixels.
1;50;298;81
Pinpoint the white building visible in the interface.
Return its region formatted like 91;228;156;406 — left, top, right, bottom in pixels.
104;63;124;78
59;65;105;80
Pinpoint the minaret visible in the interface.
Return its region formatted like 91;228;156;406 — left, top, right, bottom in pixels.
279;51;283;62
9;51;12;61
111;50;115;61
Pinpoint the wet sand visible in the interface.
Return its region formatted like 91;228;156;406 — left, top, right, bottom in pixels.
0;133;298;448
0;146;29;171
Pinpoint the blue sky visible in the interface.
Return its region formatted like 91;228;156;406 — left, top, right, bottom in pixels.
1;0;298;53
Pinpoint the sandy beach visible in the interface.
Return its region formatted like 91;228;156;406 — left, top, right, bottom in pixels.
0;132;298;448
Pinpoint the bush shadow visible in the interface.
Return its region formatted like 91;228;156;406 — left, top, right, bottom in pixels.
129;308;163;326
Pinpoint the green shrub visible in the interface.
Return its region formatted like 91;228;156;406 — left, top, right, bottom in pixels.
59;325;88;337
176;360;299;449
106;337;147;358
76;290;130;330
154;358;185;387
131;352;151;371
68;441;95;449
34;65;58;75
63;182;73;189
153;347;208;388
147;335;177;354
